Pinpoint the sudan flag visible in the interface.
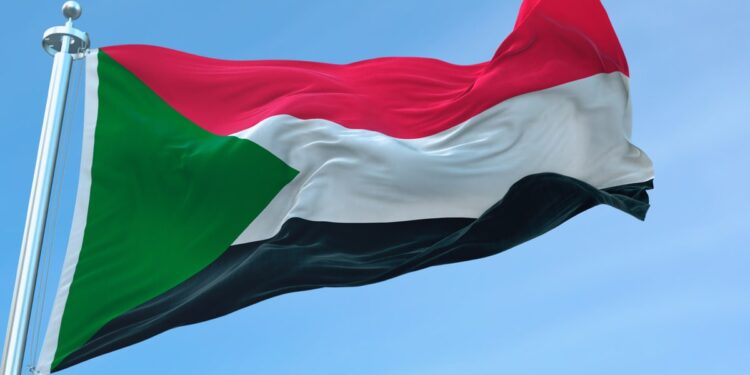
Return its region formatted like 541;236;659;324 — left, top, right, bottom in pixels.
39;0;653;372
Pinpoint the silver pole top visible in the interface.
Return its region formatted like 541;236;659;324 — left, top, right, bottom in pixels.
62;1;82;21
42;1;89;60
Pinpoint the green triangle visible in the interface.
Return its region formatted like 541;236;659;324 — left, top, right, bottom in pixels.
53;50;298;369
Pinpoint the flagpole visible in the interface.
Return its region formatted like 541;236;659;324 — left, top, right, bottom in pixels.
1;2;89;375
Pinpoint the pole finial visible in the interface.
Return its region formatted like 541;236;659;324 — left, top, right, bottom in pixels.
42;1;89;59
62;1;82;21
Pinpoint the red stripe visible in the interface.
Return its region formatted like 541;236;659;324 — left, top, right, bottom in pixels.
102;0;627;139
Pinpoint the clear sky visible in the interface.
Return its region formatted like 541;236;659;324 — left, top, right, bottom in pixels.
1;1;748;374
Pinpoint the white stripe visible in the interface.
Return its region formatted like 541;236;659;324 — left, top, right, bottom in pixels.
232;72;653;245
36;50;100;375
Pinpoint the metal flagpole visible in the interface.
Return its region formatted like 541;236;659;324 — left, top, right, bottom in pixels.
1;2;89;375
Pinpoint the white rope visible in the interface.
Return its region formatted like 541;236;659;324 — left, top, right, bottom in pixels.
27;59;84;371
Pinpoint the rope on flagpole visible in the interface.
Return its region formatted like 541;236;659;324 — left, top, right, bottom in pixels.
1;2;89;374
26;60;85;373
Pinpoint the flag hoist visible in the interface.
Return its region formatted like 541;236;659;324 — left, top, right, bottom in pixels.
1;2;89;375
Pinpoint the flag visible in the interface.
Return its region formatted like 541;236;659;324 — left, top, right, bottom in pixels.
39;0;653;372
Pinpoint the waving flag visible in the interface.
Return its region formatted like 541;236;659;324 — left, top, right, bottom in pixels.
39;0;653;372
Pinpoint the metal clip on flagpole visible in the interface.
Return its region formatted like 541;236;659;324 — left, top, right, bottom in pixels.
1;2;89;375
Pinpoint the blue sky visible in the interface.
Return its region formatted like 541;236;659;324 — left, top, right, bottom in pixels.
1;1;749;374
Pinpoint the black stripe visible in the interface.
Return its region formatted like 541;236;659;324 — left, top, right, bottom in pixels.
55;173;652;371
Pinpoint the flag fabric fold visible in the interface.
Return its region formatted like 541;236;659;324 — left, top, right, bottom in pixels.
39;0;653;372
